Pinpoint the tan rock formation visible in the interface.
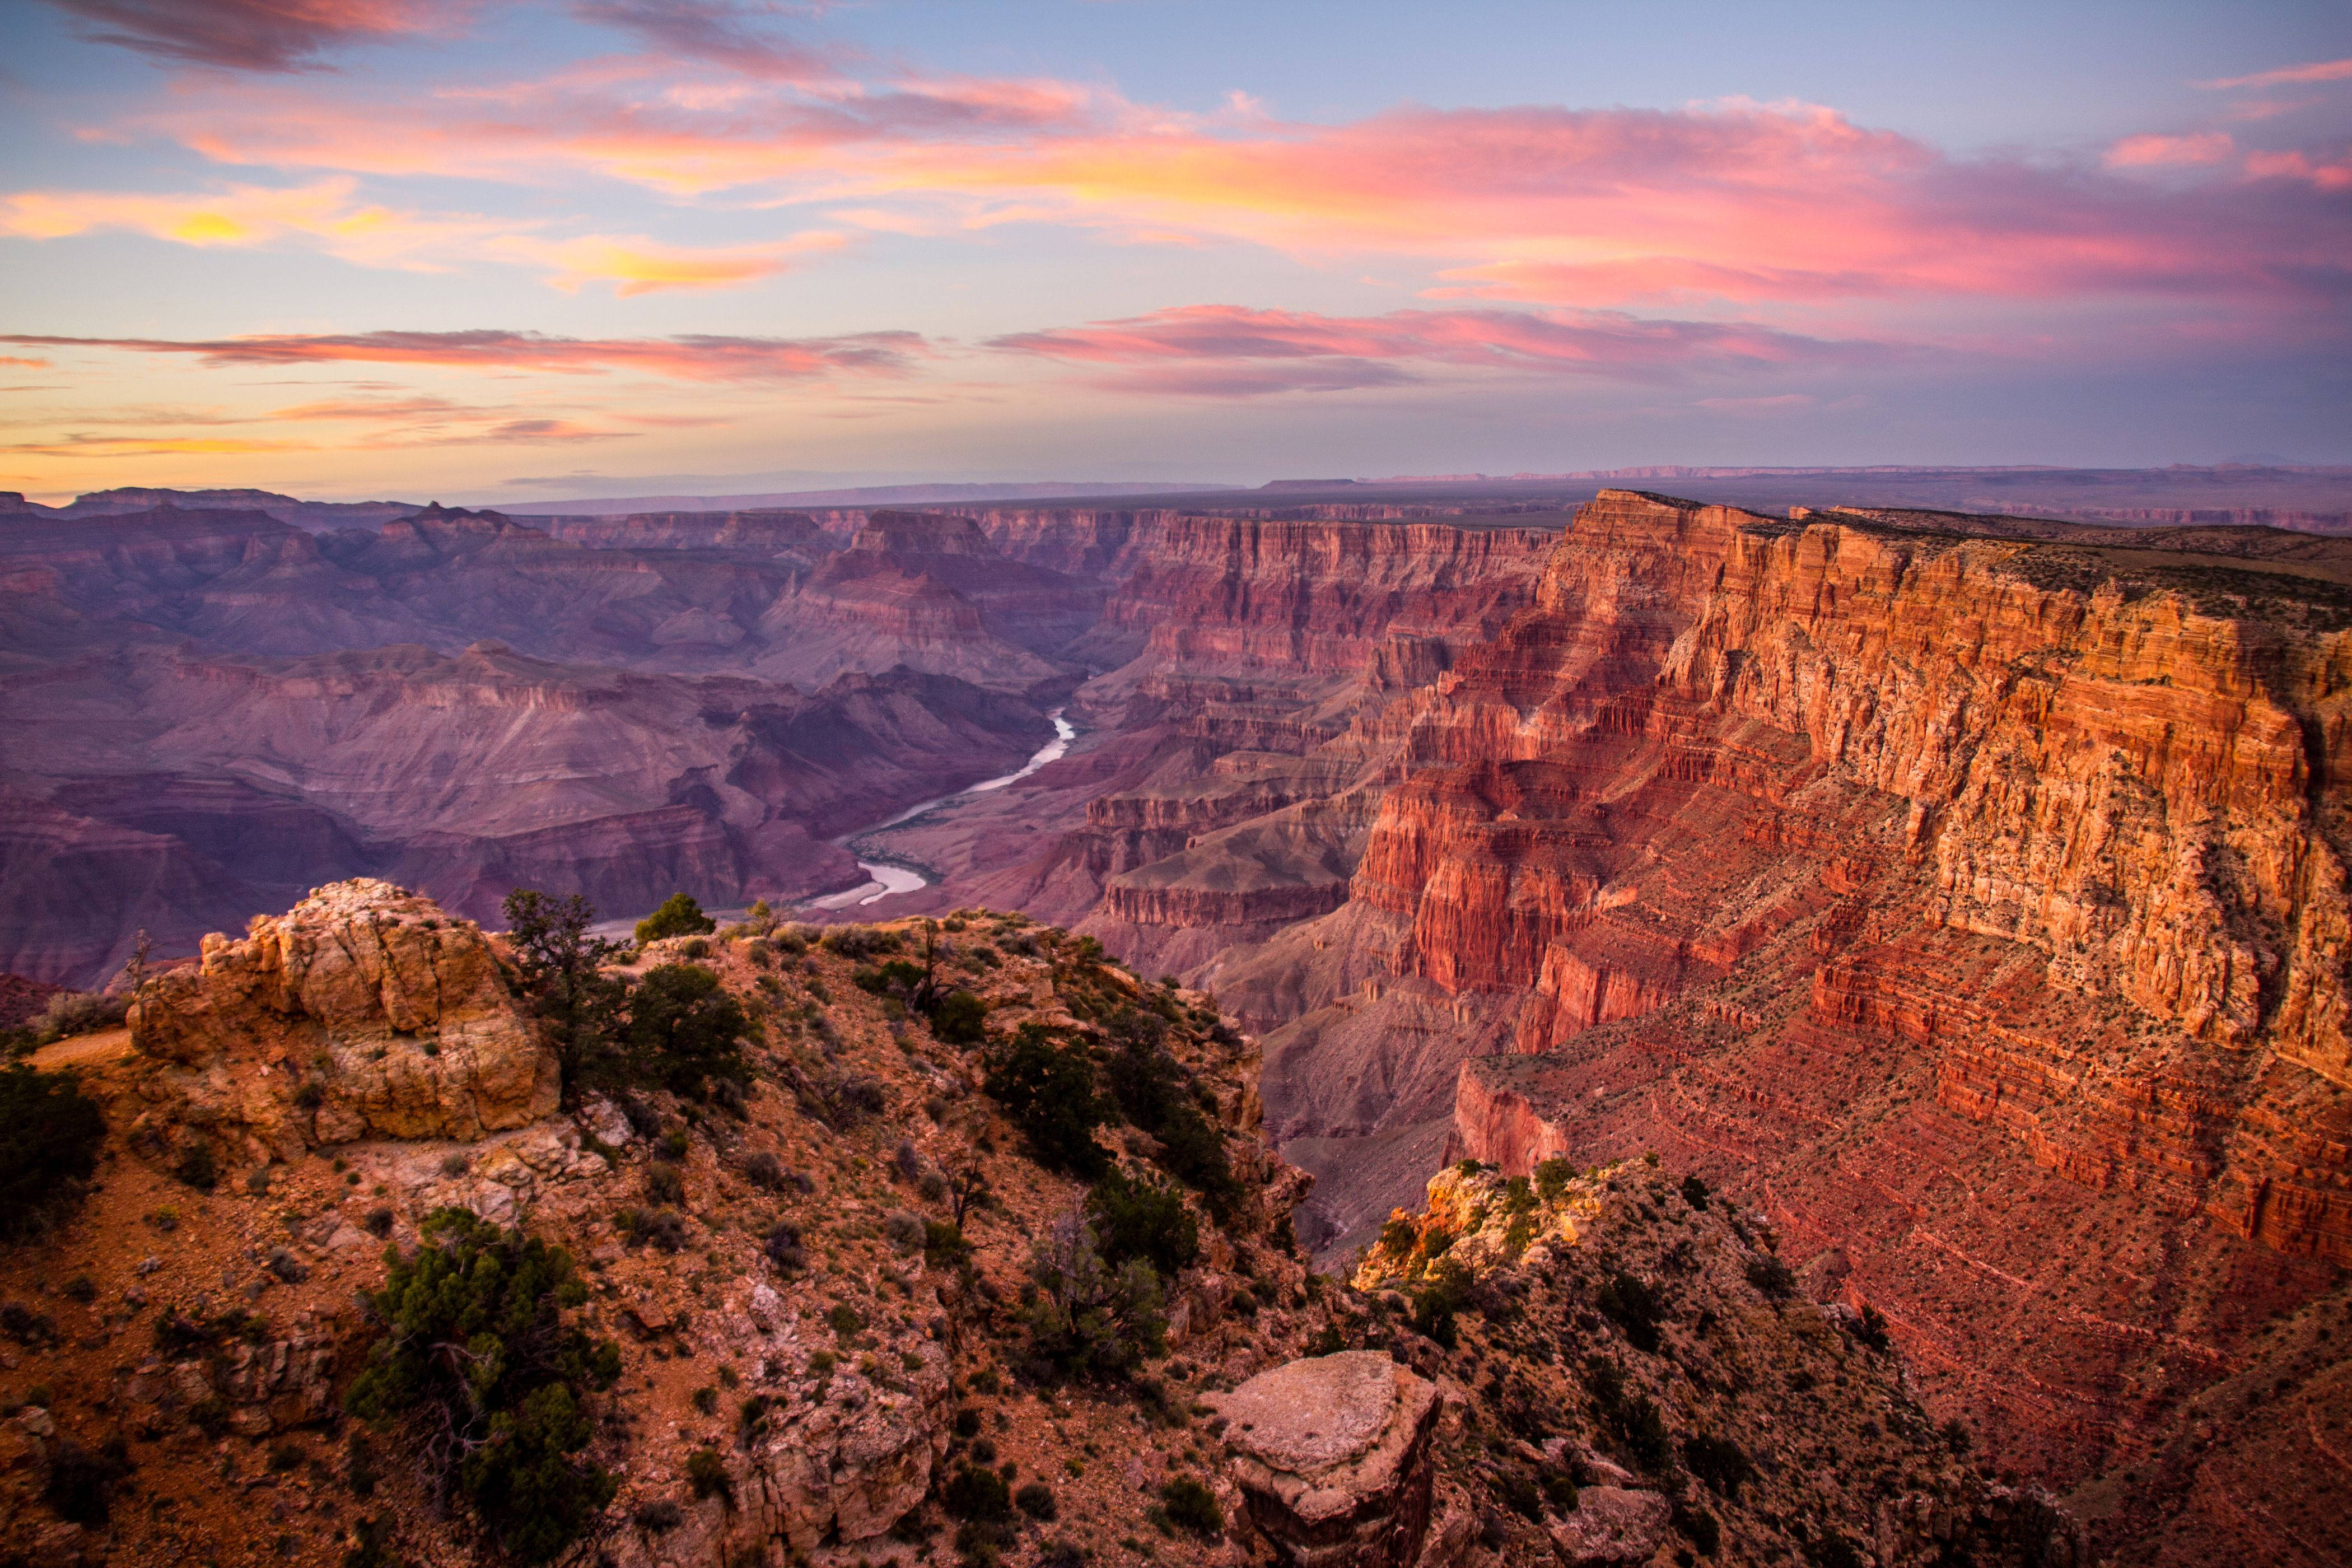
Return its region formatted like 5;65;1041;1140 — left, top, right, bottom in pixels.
1209;1350;1441;1567
127;879;557;1156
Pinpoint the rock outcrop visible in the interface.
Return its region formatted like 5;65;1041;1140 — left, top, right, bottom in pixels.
1210;1350;1441;1568
127;879;557;1155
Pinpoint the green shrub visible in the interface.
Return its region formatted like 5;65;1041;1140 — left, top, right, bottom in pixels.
983;1025;1108;1177
0;1064;106;1242
1674;1499;1723;1556
1682;1432;1752;1499
1533;1156;1574;1203
1159;1476;1221;1536
685;1447;731;1504
636;893;716;945
1595;1271;1663;1354
1410;1261;1472;1350
346;1209;622;1562
1744;1253;1796;1301
501;889;628;1097
43;1436;132;1525
645;1161;684;1205
1021;1211;1166;1383
930;990;988;1045
1014;1481;1057;1520
943;1463;1012;1521
172;1137;219;1192
1087;1168;1198;1278
623;965;749;1101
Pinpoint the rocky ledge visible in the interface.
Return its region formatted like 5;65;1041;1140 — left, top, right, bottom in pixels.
1210;1350;1441;1567
125;878;557;1161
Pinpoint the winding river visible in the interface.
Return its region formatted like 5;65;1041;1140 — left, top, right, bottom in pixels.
806;707;1076;910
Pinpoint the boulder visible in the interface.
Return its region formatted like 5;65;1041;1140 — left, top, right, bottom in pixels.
1545;1486;1671;1567
128;879;558;1156
1208;1350;1441;1568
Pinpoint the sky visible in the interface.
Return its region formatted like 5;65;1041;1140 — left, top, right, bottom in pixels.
0;0;2346;503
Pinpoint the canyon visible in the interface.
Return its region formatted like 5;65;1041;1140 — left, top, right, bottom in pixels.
11;475;2352;1562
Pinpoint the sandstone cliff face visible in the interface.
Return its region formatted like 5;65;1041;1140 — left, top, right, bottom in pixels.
1283;491;2352;1553
1086;515;1554;680
127;878;557;1154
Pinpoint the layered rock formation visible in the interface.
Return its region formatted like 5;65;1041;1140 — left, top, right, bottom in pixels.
126;879;558;1155
1210;1350;1441;1567
1173;490;2352;1562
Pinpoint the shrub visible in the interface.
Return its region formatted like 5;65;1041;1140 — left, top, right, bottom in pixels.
1679;1174;1711;1211
645;1161;685;1205
983;1026;1108;1177
1534;1156;1575;1203
1020;1209;1166;1383
346;1210;621;1562
623;1208;688;1253
826;1303;864;1341
685;1447;731;1504
1852;1303;1892;1354
1682;1433;1752;1499
943;1463;1012;1522
34;990;128;1043
1674;1499;1723;1556
624;965;750;1101
1015;1481;1058;1520
930;990;988;1045
1745;1253;1797;1301
1159;1476;1221;1536
740;1151;787;1191
923;1219;974;1270
1086;1167;1198;1278
43;1436;132;1526
636;893;716;946
363;1207;395;1238
172;1138;220;1192
884;1210;926;1251
502;889;629;1095
633;1499;683;1533
1410;1261;1473;1350
762;1221;806;1273
1595;1271;1663;1354
0;1064;106;1242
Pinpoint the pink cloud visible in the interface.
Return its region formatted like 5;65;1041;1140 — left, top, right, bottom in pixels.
2106;132;2236;168
2198;58;2352;91
989;304;1897;396
38;0;472;72
0;328;928;381
122;87;2351;318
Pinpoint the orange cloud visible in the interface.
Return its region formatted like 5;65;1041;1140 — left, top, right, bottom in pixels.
2;434;311;456
0;328;929;381
0;180;848;293
0;356;50;369
491;230;847;295
128;88;2349;314
0;179;514;270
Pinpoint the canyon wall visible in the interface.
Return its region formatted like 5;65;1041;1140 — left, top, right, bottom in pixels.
1262;491;2352;1558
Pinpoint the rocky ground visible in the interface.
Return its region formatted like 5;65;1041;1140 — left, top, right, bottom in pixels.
1;879;2107;1568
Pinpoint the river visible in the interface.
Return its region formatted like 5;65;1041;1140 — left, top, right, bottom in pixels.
805;707;1076;910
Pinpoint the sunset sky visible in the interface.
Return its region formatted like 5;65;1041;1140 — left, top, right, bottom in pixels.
2;0;2347;503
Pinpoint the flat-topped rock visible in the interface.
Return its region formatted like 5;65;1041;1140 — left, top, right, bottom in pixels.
1208;1351;1440;1567
1219;1350;1401;1474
